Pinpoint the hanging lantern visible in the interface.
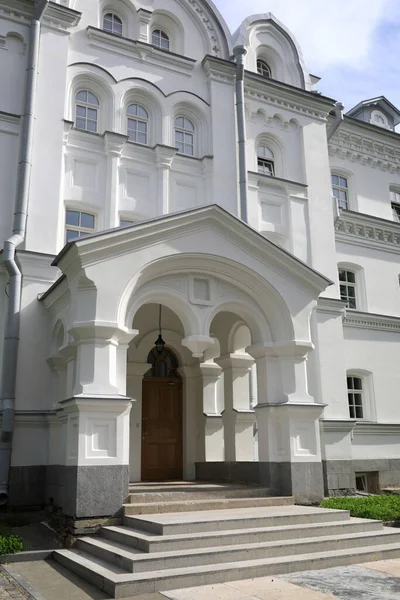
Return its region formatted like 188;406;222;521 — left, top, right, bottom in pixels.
155;304;165;353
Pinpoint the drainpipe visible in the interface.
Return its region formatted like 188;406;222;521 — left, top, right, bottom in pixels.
233;45;248;223
327;102;344;141
0;0;48;505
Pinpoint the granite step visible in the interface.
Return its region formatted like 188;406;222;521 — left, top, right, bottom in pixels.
53;542;400;597
76;528;400;573
123;495;294;516
101;517;384;552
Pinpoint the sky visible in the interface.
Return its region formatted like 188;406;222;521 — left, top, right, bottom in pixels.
214;0;400;113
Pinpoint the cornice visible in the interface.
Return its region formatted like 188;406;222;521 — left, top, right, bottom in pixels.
353;421;400;436
335;210;400;254
202;55;236;84
248;171;307;194
0;1;32;25
343;309;400;333
317;297;346;316
42;2;81;32
329;123;400;174
320;419;356;433
244;72;335;122
87;27;196;77
51;205;332;299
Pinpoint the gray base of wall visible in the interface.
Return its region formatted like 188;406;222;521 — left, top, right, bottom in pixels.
323;459;400;495
8;464;129;519
195;461;324;503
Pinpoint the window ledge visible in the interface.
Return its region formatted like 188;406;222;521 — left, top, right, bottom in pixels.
248;171;308;195
87;27;196;76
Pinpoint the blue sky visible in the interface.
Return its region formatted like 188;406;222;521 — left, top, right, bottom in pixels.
214;0;400;113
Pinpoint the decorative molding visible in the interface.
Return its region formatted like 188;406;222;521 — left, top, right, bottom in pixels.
343;309;400;333
329;126;400;174
0;2;31;26
87;27;196;77
42;2;81;32
335;210;400;254
353;421;400;436
317;297;347;316
244;73;335;122
103;131;128;157
187;0;222;56
320;419;356;434
202;56;236;84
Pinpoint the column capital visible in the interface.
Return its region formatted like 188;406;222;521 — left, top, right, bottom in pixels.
63;119;74;146
215;353;253;370
199;361;222;378
69;321;138;345
155;144;177;168
181;335;215;358
103;131;128;157
247;341;314;359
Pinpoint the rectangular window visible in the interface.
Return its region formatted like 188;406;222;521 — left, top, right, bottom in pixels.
332;174;349;210
347;376;364;419
119;219;135;227
66;209;95;243
339;269;356;309
258;158;275;177
392;203;400;222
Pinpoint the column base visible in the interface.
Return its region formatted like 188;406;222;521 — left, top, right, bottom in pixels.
259;460;324;503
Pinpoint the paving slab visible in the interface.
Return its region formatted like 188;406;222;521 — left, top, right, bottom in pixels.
362;558;400;577
162;577;337;600
0;566;33;600
283;564;400;600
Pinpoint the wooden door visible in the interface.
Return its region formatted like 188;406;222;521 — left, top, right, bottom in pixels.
141;377;183;481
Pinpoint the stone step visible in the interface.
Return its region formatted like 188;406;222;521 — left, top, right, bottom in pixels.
53;542;400;598
101;517;384;552
123;495;294;516
127;486;274;503
123;505;349;535
76;529;400;573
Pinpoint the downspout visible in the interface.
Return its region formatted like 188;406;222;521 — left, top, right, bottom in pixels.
233;45;248;223
0;0;48;505
327;101;344;141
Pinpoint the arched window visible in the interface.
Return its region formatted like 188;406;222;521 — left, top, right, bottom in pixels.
75;90;99;132
175;116;195;156
152;28;169;50
257;59;272;79
127;103;148;144
103;13;123;35
257;145;275;176
145;347;180;378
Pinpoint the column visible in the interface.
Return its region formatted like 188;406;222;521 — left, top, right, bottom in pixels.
216;354;255;462
156;145;176;215
198;362;224;462
58;323;138;519
137;9;152;43
247;343;325;503
103;132;128;229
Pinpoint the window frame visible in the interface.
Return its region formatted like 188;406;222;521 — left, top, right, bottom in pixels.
346;371;375;422
103;12;123;36
75;90;99;133
338;268;357;309
257;59;272;79
152;28;170;51
257;145;275;177
119;218;136;228
127;103;149;145
390;190;400;222
347;375;364;419
332;173;349;210
174;115;195;156
65;209;96;244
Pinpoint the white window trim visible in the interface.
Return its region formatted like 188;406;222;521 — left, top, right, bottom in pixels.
338;263;367;312
65;208;97;244
370;109;390;130
346;370;376;422
102;12;123;36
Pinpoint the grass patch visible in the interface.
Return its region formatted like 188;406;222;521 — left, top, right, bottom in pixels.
0;534;24;555
320;495;400;521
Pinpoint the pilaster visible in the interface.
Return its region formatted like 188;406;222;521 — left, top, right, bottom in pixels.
103;132;128;229
137;9;152;44
155;145;176;215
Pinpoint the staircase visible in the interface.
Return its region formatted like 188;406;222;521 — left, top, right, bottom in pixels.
53;482;400;598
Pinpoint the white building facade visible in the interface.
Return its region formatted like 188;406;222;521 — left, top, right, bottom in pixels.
1;0;400;521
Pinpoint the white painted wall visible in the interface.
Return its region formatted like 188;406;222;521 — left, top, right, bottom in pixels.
1;1;400;484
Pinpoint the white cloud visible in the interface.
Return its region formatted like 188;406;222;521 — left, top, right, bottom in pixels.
214;0;399;71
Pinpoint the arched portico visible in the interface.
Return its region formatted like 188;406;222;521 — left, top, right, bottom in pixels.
43;206;331;517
